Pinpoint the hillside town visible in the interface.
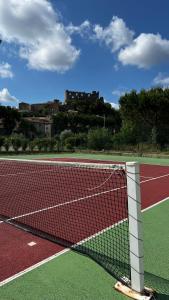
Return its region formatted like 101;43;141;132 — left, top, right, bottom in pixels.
1;87;169;153
16;90;107;138
0;89;118;137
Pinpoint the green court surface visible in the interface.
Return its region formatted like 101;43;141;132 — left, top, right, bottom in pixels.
1;151;169;165
1;196;169;299
143;200;169;297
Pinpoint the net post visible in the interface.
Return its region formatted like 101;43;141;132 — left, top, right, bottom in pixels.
126;162;144;293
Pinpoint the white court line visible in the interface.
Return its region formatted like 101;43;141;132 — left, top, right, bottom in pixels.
140;175;154;179
0;248;70;287
0;169;62;177
141;172;169;183
142;196;169;212
0;218;127;287
0;168;115;178
0;186;125;224
1;170;169;225
0;172;169;286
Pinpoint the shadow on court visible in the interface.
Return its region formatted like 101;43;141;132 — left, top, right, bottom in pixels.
156;295;169;300
144;271;169;299
73;246;169;300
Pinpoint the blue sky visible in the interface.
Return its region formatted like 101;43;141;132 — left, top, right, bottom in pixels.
0;0;169;108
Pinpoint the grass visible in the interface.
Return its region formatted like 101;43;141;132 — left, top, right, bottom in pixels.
1;151;169;165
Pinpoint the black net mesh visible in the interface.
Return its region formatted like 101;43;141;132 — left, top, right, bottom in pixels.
0;159;130;282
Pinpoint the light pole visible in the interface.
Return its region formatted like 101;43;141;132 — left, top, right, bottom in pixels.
96;114;106;128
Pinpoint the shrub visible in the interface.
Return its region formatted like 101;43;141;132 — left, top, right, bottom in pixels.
34;138;43;151
64;136;76;150
3;137;11;152
29;140;36;152
21;138;29;151
60;129;73;142
49;138;57;152
10;135;22;152
87;128;112;150
75;133;87;148
59;130;75;150
64;133;87;150
41;138;50;152
0;136;4;151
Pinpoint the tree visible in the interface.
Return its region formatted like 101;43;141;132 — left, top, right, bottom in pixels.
53;107;122;135
64;136;76;150
49;138;57;152
64;133;87;150
60;129;74;148
119;88;169;147
34;138;43;152
10;135;22;152
21;138;29;152
87;128;112;150
17;119;37;138
35;138;54;152
29;140;36;152
3;137;11;152
64;94;117;116
0;136;4;151
53;113;68;134
74;133;87;148
42;138;50;152
0;106;20;135
54;134;61;152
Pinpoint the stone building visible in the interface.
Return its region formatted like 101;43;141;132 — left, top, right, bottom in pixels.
19;102;31;112
24;117;53;137
64;90;100;103
19;99;60;115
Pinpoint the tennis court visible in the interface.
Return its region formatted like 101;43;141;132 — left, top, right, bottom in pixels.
0;154;169;299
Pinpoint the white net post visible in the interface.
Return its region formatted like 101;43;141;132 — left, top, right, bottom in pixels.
126;162;144;293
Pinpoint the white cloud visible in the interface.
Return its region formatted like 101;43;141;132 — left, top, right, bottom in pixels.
112;89;126;97
153;73;169;87
110;102;119;109
0;88;19;106
93;16;134;52
2;2;168;73
0;0;80;72
118;33;169;68
19;24;80;72
104;98;119;110
66;20;91;37
0;63;13;78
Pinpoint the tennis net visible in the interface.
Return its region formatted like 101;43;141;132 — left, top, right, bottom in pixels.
0;158;143;292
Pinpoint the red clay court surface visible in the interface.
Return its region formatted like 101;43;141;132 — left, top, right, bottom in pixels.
0;223;64;282
0;157;169;284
